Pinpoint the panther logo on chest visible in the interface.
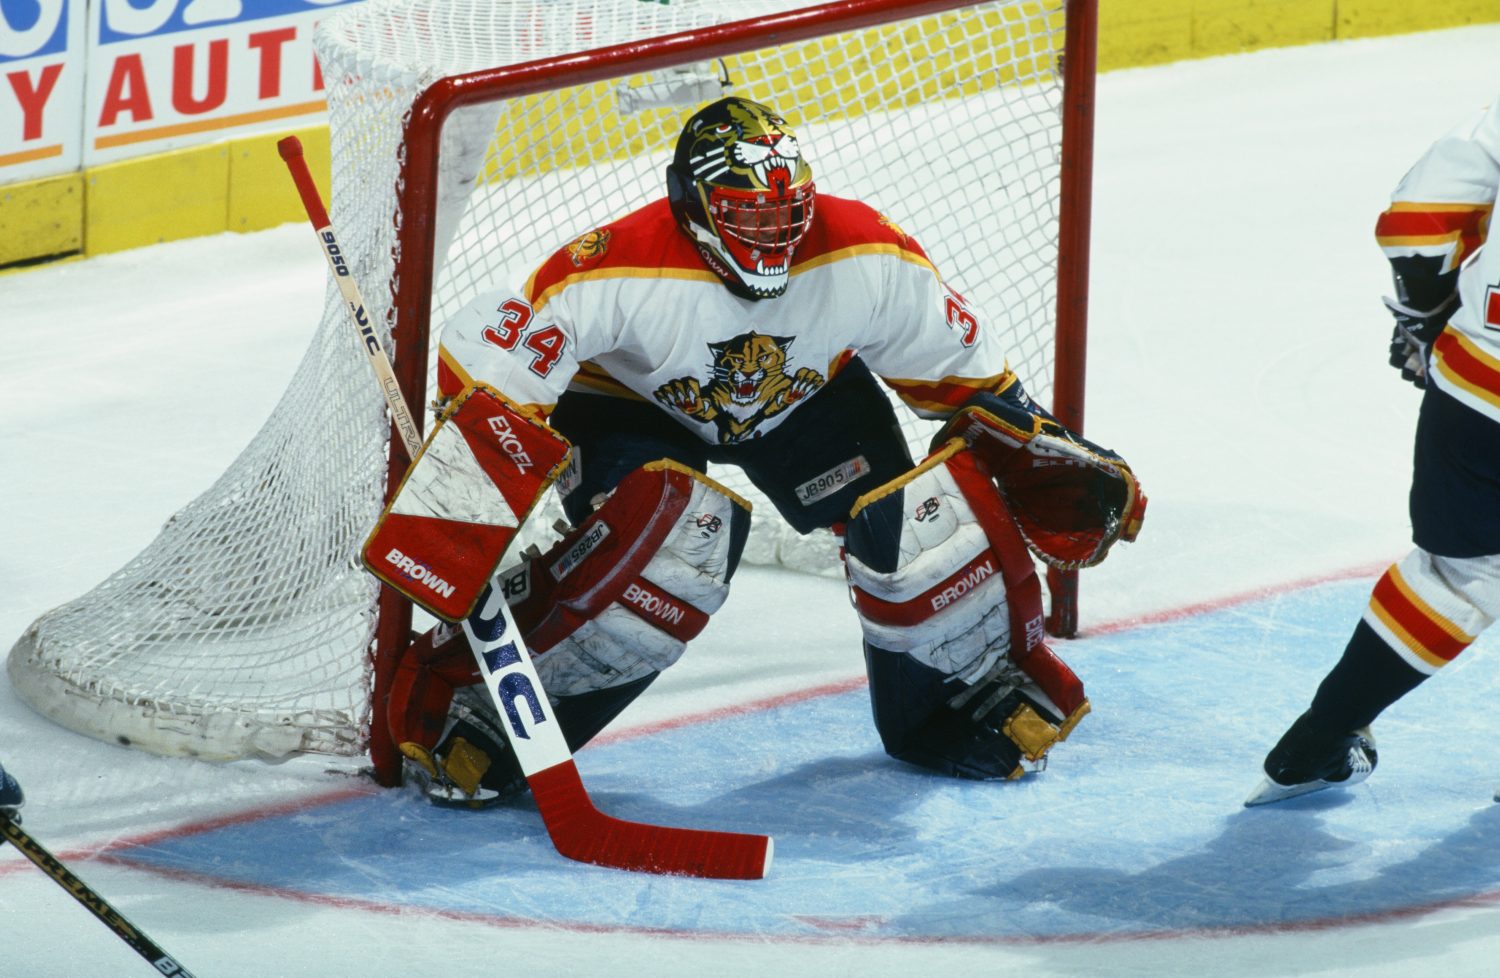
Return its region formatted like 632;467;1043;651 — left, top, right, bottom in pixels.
653;331;824;443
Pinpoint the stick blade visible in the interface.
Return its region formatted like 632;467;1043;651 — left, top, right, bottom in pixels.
529;761;772;880
566;815;773;880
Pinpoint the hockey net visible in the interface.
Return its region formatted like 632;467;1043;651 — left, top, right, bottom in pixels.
7;0;1094;781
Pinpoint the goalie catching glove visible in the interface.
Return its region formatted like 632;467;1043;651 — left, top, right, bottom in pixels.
934;378;1145;569
363;383;571;621
845;440;1089;780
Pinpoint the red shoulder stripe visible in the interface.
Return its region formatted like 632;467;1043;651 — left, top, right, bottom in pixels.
794;194;935;269
526;200;716;308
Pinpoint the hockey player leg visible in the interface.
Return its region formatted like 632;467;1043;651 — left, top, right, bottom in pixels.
1246;548;1500;806
1245;711;1378;807
387;621;511;806
517;458;750;701
389;622;660;807
0;763;20;817
389;459;750;806
845;440;1089;779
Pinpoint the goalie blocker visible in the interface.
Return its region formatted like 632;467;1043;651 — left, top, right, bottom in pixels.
845;439;1090;779
363;383;572;622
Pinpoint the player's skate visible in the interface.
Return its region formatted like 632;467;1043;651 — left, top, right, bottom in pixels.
401;685;527;809
1244;710;1377;807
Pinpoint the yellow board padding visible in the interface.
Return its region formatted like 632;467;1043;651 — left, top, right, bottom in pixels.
1098;0;1500;70
1099;0;1333;69
0;171;83;267
8;123;332;265
1339;0;1500;38
85;143;229;255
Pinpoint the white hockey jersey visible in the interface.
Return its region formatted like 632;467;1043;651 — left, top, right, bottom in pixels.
1376;100;1500;421
437;195;1016;445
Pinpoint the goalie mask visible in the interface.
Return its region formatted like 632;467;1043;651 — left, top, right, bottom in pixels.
666;97;816;300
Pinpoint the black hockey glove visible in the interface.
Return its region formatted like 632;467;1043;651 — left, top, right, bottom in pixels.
1383;293;1456;390
1383;253;1459;390
0;763;23;822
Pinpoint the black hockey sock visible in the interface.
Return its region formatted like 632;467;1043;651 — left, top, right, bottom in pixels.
1307;620;1427;732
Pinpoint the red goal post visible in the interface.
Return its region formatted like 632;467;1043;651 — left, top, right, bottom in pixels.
6;0;1097;785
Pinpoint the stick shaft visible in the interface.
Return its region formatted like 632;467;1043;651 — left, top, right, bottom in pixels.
1;817;198;977
277;136;424;457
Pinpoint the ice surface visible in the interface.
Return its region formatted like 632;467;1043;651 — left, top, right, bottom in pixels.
5;23;1500;978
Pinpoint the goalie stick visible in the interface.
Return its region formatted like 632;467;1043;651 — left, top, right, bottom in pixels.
278;136;772;879
0;781;197;976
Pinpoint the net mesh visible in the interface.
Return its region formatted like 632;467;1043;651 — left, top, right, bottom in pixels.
7;0;1074;762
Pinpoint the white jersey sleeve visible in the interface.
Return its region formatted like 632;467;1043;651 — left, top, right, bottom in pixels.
1390;100;1500;207
1407;99;1500;421
1376;101;1499;309
435;290;584;413
852;231;1014;419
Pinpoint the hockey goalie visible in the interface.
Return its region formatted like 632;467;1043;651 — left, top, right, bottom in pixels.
368;96;1146;807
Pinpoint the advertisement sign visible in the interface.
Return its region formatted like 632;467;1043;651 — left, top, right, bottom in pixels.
1;0;86;182
85;0;358;165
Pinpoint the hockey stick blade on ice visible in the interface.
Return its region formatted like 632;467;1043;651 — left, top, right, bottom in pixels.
278;138;773;879
466;584;772;879
0;816;198;977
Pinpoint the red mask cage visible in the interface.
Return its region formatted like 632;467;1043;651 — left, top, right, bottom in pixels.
708;182;816;254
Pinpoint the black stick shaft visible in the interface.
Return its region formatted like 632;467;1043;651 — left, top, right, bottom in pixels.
1;816;198;977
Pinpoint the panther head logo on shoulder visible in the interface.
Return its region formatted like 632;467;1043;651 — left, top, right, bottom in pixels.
566;229;611;267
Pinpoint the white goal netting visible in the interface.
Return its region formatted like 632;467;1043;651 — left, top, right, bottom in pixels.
8;0;1081;765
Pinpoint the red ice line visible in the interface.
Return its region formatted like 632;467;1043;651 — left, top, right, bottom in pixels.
7;557;1463;947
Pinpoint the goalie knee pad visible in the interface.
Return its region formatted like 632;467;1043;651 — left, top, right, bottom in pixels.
511;458;750;696
845;440;1089;780
388;459;750;804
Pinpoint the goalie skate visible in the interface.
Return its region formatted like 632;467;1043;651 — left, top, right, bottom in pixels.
1244;711;1377;807
401;685;525;809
